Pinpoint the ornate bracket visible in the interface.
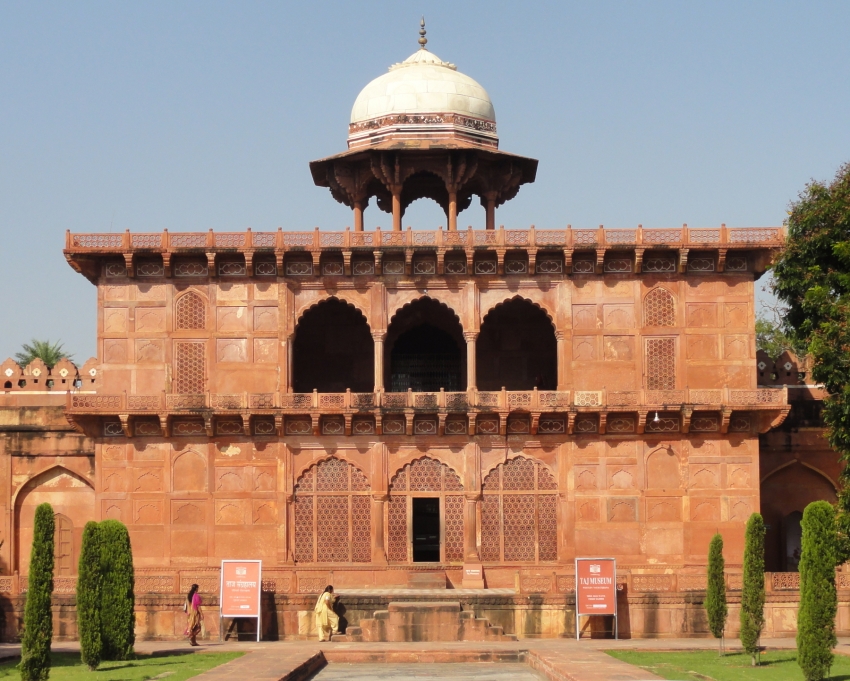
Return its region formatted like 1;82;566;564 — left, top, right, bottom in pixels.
530;412;541;435
119;414;131;438
598;412;608;435
718;248;727;273
373;250;383;276
564;248;574;273
467;412;477;436
159;414;170;438
344;414;352;436
679;248;689;274
499;412;508;436
438;413;447;436
567;411;577;435
242;415;252;437
203;414;214;438
637;409;649;434
123;253;134;278
405;412;414;436
162;252;172;277
311;413;321;437
595;249;605;274
634;248;645;273
205;252;216;279
720;407;733;434
681;405;693;434
274;414;283;438
342;250;352;276
375;413;383;436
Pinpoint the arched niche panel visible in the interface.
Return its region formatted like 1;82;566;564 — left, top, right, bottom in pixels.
480;456;557;564
293;457;372;564
173;450;207;492
646;446;680;489
14;467;95;575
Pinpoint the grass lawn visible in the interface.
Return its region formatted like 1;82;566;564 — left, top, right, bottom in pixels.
0;651;243;681
606;649;850;681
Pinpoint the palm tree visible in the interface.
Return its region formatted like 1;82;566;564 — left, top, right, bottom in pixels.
15;339;74;369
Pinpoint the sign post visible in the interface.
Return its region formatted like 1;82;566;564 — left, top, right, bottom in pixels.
219;560;262;642
575;557;617;640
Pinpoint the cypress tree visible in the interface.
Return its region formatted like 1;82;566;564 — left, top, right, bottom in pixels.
797;501;837;681
705;533;727;654
99;520;135;661
20;503;54;681
740;513;766;665
76;522;102;670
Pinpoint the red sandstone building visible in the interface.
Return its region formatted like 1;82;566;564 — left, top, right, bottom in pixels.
0;33;842;640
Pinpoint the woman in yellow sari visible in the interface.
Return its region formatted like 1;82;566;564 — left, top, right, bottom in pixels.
314;585;339;641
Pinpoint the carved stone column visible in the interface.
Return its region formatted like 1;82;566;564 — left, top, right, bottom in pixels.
372;332;386;392
392;188;402;231
464;493;480;561
556;331;566;390
372;494;388;564
448;190;458;231
353;200;365;232
464;331;478;390
484;193;497;230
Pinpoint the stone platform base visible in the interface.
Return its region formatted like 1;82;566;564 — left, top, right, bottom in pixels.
333;601;516;642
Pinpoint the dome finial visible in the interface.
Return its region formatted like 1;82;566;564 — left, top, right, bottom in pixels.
418;16;427;50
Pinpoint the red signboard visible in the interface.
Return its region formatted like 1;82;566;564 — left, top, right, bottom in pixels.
220;560;261;618
575;558;616;616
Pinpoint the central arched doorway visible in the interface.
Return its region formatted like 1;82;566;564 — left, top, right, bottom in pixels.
385;298;465;392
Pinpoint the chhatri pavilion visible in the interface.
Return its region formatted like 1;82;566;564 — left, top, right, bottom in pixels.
1;24;835;641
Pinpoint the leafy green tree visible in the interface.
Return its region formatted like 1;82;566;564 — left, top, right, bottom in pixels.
772;162;850;560
755;313;801;358
99;520;135;661
797;501;838;681
76;522;102;670
14;340;74;369
740;513;766;665
20;504;54;681
704;533;727;654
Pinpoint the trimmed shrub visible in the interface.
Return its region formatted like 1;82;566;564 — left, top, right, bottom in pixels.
797;501;837;681
99;520;135;661
20;503;54;681
705;533;727;653
77;522;102;670
740;513;766;665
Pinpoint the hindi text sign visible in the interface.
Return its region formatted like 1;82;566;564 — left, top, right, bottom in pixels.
220;560;261;618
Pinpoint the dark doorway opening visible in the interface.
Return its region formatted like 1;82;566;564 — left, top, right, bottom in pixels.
477;298;558;390
386;298;465;392
412;497;441;563
292;298;374;393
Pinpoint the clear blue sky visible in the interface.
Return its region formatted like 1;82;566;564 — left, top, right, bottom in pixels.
2;1;849;361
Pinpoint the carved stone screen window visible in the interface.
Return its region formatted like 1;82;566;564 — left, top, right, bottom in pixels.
387;457;464;564
644;287;676;327
174;341;206;394
646;337;676;390
293;457;372;564
175;291;206;330
480;456;558;563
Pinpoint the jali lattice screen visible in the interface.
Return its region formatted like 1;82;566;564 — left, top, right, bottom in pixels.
480;456;558;563
293;457;372;564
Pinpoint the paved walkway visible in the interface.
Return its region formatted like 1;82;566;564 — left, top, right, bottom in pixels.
1;637;847;681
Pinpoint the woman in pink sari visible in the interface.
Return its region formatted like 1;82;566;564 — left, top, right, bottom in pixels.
184;583;203;646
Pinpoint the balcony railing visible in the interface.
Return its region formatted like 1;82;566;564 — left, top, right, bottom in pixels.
68;387;787;413
66;225;784;253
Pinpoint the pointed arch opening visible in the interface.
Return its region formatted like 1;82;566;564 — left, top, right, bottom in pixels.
293;298;374;393
14;467;95;575
386;298;465;392
760;461;837;571
478;297;557;390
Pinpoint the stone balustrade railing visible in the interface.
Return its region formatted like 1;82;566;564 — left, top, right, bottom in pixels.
68;387;786;413
66;225;784;253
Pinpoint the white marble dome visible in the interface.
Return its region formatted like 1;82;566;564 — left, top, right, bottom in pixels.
350;48;496;124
